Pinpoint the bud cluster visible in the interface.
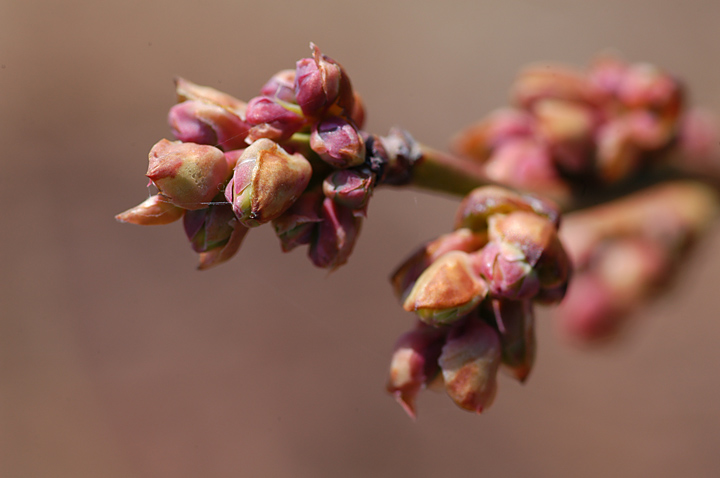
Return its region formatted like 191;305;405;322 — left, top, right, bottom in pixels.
452;56;687;199
387;186;571;416
117;44;421;270
556;181;718;342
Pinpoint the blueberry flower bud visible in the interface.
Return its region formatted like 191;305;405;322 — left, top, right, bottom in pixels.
403;251;488;326
115;195;185;226
183;201;237;253
294;43;354;118
168;100;250;151
473;241;541;300
260;69;297;104
439;319;502;414
391;229;487;303
310;116;365;168
174;77;247;114
146;139;229;210
308;197;361;269
245;96;305;143
272;189;323;252
322;168;374;210
491;299;536;382
196;219;249;271
488;211;571;296
454;185;560;233
386;323;446;418
225;138;312;228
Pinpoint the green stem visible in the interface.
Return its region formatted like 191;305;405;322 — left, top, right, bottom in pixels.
410;145;493;196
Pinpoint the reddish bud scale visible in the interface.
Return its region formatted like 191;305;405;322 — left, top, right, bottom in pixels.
439;318;502;414
245;96;305;143
169;100;250;151
311;116;365;169
387;323;447;418
115;195;185;226
309;198;361;269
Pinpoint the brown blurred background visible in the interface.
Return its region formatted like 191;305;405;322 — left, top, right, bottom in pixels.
2;1;720;477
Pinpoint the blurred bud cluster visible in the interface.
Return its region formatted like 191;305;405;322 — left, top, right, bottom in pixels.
453;55;700;201
387;186;571;416
117;44;421;269
556;181;718;342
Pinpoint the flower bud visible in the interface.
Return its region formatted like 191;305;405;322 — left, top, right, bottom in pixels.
308;198;361;269
491;299;535;382
403;251;488;326
174;77;247;114
512;64;593;108
294;43;354;117
386;323;447;418
146;139;229;210
168;100;250;151
259;69;297;104
245;96;305;143
533;99;596;174
323;168;374;210
183;201;236;253
196;219;249;270
454;185;560;233
483;139;569;200
310;116;365;168
452;108;536;161
438;318;502;413
225;139;312;227
473;241;541;300
617;63;683;119
115;195;185;226
391;229;488;302
488;211;571;296
272;189;323;252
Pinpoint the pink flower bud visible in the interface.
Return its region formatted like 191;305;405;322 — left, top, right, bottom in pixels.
183;201;236;253
169;100;250;151
403;251;488;326
308;198;362;269
272;189;323;252
115;195;185;226
225;138;312;228
245;96;305;143
322;168;374;210
488;211;571;296
196;219;249;271
452;108;536;161
174;77;247;115
473;241;541;300
617;63;683;118
260;69;297;104
439;319;502;414
483;139;569;200
310;116;365;168
386;323;447;418
294;43;354;118
146;139;229;210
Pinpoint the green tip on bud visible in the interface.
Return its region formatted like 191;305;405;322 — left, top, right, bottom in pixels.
196;219;249;270
146;139;230;210
115;195;185;226
403;251;488;326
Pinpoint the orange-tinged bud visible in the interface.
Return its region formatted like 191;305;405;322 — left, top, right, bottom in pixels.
391;229;488;302
439;319;502;413
146;139;229;210
115;195;185;226
225;139;312;227
403;251;488;326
